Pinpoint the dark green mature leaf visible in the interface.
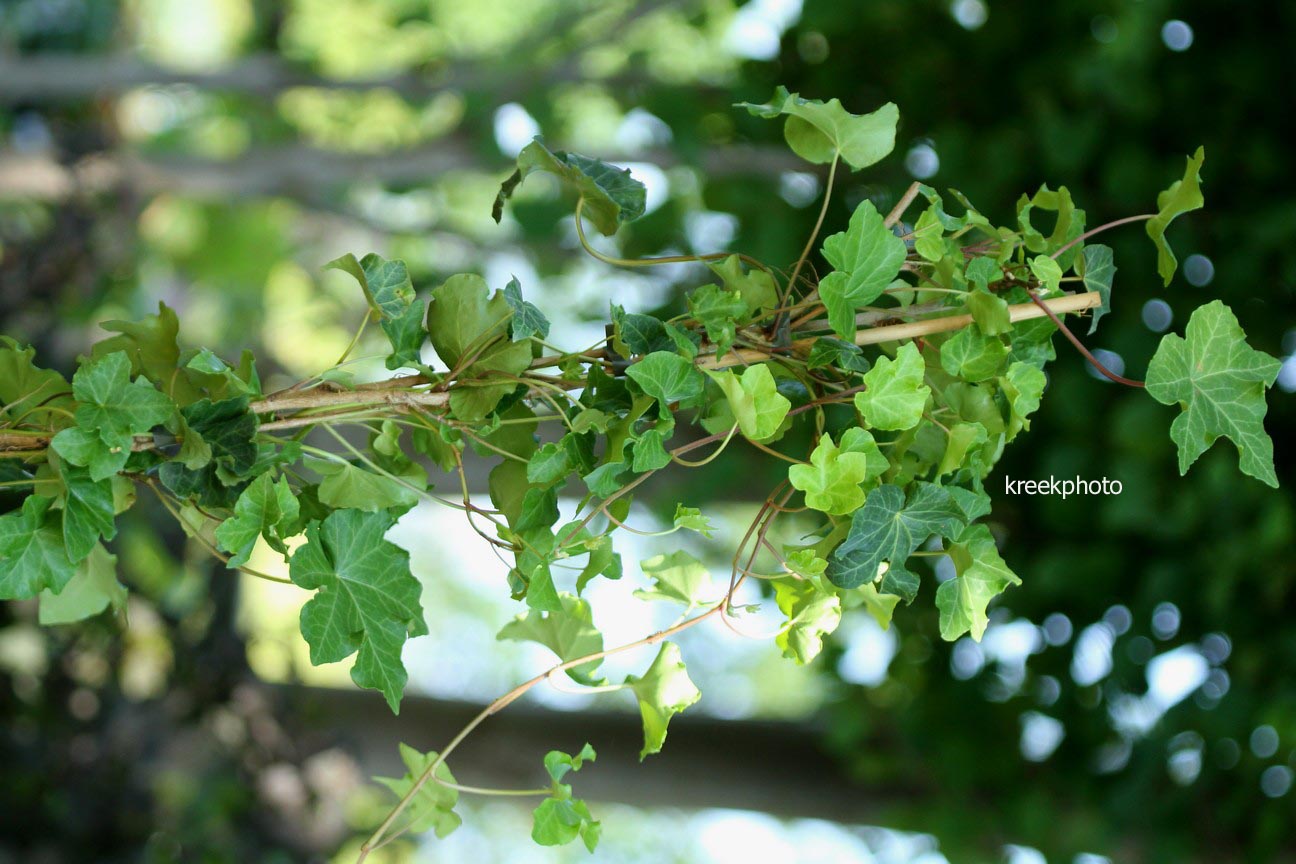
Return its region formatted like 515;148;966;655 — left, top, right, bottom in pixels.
51;352;175;481
374;743;461;839
39;543;126;625
1146;147;1205;285
289;508;426;713
625;641;701;760
625;352;704;409
738;86;899;170
57;462;116;563
497;593;605;685
494;138;645;236
502;277;550;342
806;337;870;374
326;252;415;318
819;200;907;340
0;495;77;600
610;304;671;356
936;523;1021;641
215;472;300;567
427;274;531;421
1145;300;1281;487
826;483;965;595
158;397;258;504
1079;244;1116;335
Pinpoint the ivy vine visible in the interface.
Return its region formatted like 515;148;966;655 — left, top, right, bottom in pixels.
0;89;1281;859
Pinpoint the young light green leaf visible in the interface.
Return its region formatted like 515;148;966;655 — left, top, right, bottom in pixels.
0;337;74;421
497;594;606;685
289;509;427;713
788;429;886;515
314;459;420;513
708;364;790;442
426;274;531;420
214;472;300;567
39;544;126;625
965;288;1011;336
672;504;714;537
51;351;175;481
625;642;701;760
374;743;462;839
543;743;596;784
937;422;989;477
940;327;1009;382
631;424;672;472
911;207;945;262
1029;255;1064;293
688;284;746;357
1146;147;1205;286
856;583;902;630
1017;185;1085;269
825;483;965;597
635;550;713;607
785;548;827;579
0;495;77;600
738;86;899;170
855;342;930;431
626;352;704;409
773;577;842;665
1145;300;1281;487
707;254;777;316
494;138;646;236
1079;244;1116;335
936;524;1021;641
819;200;907;339
1001;361;1046;440
527;442;572;488
502;276;550;342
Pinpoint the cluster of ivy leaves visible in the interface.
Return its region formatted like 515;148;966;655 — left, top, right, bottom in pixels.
0;89;1282;855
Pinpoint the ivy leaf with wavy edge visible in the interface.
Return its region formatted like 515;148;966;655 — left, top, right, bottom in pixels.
327;252;425;370
818;200;908;340
214;472;300;567
1145;300;1281;487
502;276;550;342
940;327;1009;383
737;86;899;170
625;351;705;411
825;483;965;596
497;593;606;685
493;137;645;236
1146;147;1205;286
936;523;1021;641
635;550;713;607
289;508;427;713
707;364;791;442
855;342;930;431
1079;244;1116;335
707;254;778;317
374;743;462;839
38;543;126;625
773;577;842;664
625;642;701;760
688;284;746;358
789;428;887;515
532;744;600;851
51;351;175;482
0;495;77;600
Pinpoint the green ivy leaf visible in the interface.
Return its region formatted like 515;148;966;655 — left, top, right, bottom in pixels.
327;253;425;370
497;594;606;685
688;284;746;358
940;327;1009;382
857;583;903;630
503;276;550;342
51;352;175;481
544;743;596;783
911;207;945;262
785;548;827;579
38;543;126;625
533;748;601;854
1079;244;1116;335
937;422;989;477
374;744;461;839
214;473;300;567
965;288;1011;337
855;342;930;431
825;483;965;596
289;509;426;713
527;442;572;488
610;304;672;356
1017;185;1085;270
314;459;421;513
0;338;73;422
819;201;907;340
494;138;646;236
936;524;1021;641
948;486;993;523
707;254;777;317
789;428;886;515
738;86;899;170
672;504;714;537
1001;361;1046;441
1146;147;1205;286
631;422;673;472
1029;255;1064;293
1145;300;1281;487
0;495;77;600
56;462;117;563
625;352;704;410
708;364;790;442
806;337;870;374
773;577;842;664
426;274;531;421
625;642;701;760
92;302;185;395
635;550;713;607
